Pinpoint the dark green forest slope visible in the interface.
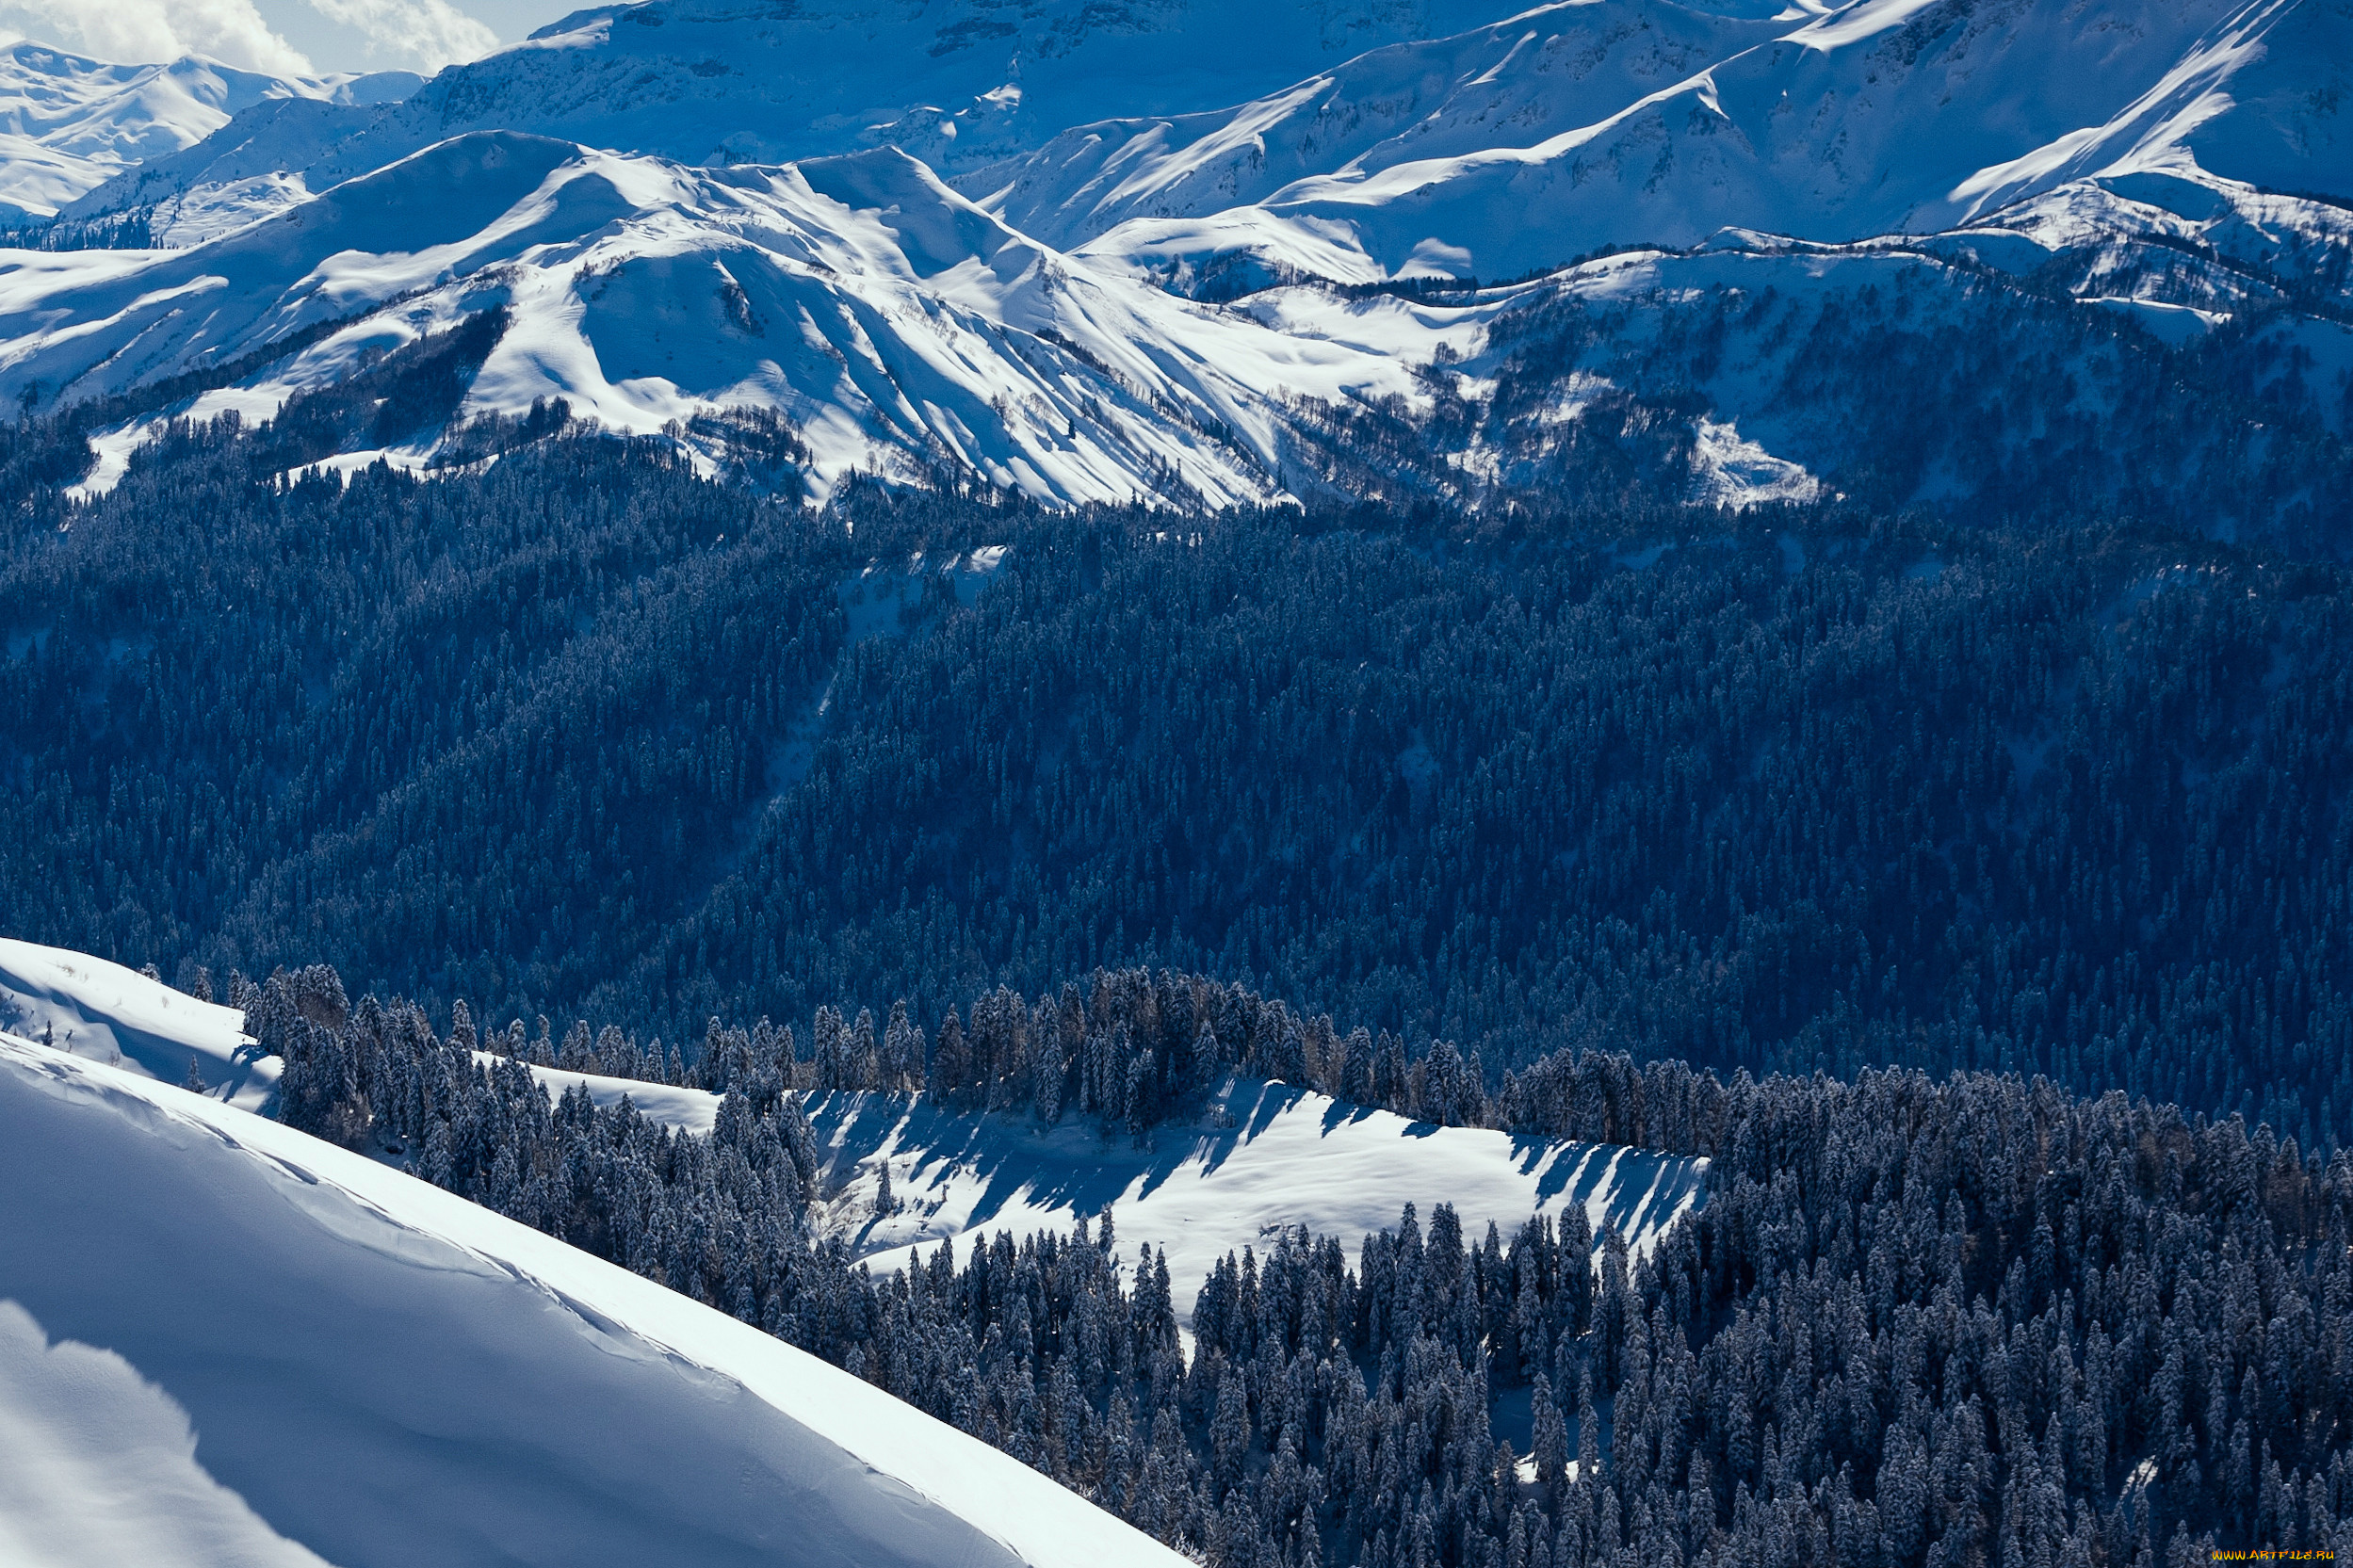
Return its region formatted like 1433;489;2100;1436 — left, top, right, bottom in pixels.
6;402;2352;1146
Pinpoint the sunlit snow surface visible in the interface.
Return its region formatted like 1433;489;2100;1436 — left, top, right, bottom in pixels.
0;1033;1191;1568
0;1302;330;1568
821;1075;1709;1317
0;937;269;1108
981;0;2339;279
485;1054;722;1137
0;0;2340;513
0;42;413;220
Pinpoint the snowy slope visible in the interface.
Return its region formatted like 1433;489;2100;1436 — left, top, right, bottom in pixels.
982;0;2347;280
815;1074;1709;1317
482;1052;723;1135
0;937;270;1108
0;1031;1193;1568
0;40;414;224
65;0;1529;232
0;133;1449;505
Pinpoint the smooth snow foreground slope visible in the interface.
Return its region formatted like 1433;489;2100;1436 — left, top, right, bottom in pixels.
0;1033;1191;1568
823;1074;1709;1315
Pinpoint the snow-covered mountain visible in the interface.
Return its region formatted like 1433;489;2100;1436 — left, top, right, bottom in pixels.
2;131;1463;504
54;0;1532;237
0;1030;1192;1568
0;40;415;229
0;0;2345;514
979;0;2345;281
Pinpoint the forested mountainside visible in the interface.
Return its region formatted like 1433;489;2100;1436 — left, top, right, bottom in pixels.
232;959;2353;1568
6;399;2352;1147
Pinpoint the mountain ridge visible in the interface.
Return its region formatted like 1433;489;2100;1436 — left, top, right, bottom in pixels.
0;0;2344;520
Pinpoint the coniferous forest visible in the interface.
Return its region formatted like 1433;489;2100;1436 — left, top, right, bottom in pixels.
8;392;2353;1148
6;303;2353;1564
252;960;2353;1568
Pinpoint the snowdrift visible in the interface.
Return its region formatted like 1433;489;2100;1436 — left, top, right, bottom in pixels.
0;1031;1192;1568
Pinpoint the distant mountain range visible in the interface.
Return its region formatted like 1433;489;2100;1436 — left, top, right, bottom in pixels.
0;40;415;227
0;0;2345;516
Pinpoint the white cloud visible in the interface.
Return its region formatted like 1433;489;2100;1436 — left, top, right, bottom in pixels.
0;0;316;73
304;0;498;70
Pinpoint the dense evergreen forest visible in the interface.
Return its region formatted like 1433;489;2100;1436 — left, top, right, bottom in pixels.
6;386;2352;1146
249;961;2353;1567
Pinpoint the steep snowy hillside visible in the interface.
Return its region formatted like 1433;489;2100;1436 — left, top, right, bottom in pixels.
1;133;1446;504
0;1032;1193;1568
979;0;2348;280
63;0;1526;230
809;1075;1708;1319
0;40;414;228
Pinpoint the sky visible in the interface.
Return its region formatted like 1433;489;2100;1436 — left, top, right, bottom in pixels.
0;0;573;78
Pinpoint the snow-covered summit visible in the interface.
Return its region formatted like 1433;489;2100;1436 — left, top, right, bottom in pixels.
62;0;1529;234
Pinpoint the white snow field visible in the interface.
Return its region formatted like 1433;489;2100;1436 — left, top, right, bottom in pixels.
818;1074;1710;1317
0;936;271;1107
0;1030;1193;1568
0;1301;332;1568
